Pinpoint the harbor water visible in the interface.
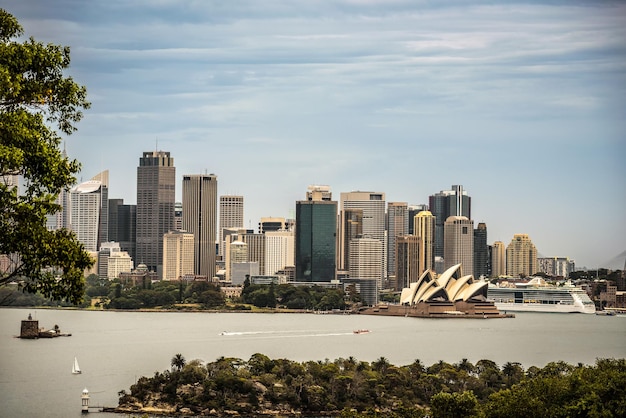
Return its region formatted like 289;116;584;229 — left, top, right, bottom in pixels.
1;308;624;417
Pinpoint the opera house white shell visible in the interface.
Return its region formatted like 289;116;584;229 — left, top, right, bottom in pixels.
399;264;489;305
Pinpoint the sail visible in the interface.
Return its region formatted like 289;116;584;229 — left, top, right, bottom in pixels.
72;357;81;374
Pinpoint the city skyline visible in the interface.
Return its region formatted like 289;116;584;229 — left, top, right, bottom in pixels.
5;1;625;269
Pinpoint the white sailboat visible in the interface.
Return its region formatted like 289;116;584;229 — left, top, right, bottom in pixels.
72;357;81;374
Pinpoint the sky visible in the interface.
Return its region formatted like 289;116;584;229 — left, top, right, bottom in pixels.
4;0;625;269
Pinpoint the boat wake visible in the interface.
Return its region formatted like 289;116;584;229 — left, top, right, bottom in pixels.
220;330;355;338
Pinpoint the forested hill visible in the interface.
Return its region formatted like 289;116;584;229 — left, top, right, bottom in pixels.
115;354;626;417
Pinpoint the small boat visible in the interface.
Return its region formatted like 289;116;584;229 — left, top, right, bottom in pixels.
353;329;370;334
72;357;81;374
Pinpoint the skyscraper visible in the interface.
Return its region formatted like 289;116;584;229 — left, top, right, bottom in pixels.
408;204;428;235
295;189;337;282
339;191;386;280
136;151;175;276
219;195;244;255
337;208;363;272
429;185;471;262
395;235;420;290
69;180;103;252
473;222;489;278
506;234;538;277
90;170;109;245
414;210;435;275
162;230;195;280
443;215;474;273
491;241;506;277
182;174;217;278
387;202;408;276
108;198;137;262
265;230;295;275
349;237;384;288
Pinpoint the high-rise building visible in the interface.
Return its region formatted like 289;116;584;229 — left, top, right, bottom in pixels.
242;233;265;274
219;195;244;255
408;204;428;235
414;210;435;275
395;235;420;290
538;257;575;278
429;185;471;262
337;208;363;272
265;230;295;275
473;222;489;278
491;241;506;277
98;241;133;279
295;190;337;282
136;151;175;276
306;185;332;201
349;237;384;288
506;234;538;277
174;202;183;231
69;180;103;252
90;170;109;245
108;198;137;262
228;240;248;281
387;202;408;276
339;191;386;280
182;174;217;278
162;230;195;280
443;215;474;273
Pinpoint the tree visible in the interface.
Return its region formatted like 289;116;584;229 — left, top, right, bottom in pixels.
0;9;92;303
171;353;186;372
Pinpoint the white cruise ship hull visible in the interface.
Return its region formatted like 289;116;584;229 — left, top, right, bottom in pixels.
494;301;596;314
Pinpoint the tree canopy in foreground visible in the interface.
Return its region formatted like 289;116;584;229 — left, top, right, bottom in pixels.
116;355;626;417
0;9;92;303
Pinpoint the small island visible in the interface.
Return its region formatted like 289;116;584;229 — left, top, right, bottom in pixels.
114;354;626;417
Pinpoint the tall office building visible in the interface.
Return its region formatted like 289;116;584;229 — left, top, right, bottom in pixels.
337;208;363;272
408;204;428;235
174;202;183;231
349;237;384;288
414;210;435;275
387;202;408;276
538;257;575;278
69;180;103;252
295;189;337;282
183;174;218;278
491;241;506;277
108;198;137;262
136;151;175;275
90;170;109;245
443;215;474;273
429;185;471;262
265;230;295;275
395;235;420;290
228;240;248;281
339;191;386;281
162;230;195;280
473;222;489;278
98;241;133;279
506;234;538;277
306;185;332;201
219;195;244;255
242;233;265;274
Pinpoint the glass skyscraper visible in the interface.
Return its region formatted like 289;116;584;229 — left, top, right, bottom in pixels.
295;200;337;282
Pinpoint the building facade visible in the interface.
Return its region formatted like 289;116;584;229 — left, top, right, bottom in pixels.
395;235;421;290
108;198;137;262
491;241;506;277
414;210;435;275
219;195;244;255
429;185;471;263
162;230;195;280
183;174;218;278
387;202;408;276
443;215;474;274
506;234;538;277
349;237;384;289
337;208;363;272
70;180;103;252
473;222;489;278
295;198;337;282
136;151;175;276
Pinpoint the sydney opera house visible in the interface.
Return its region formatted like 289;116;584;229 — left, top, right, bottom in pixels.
362;264;506;318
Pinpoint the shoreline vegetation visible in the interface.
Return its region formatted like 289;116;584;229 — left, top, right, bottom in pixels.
114;354;626;418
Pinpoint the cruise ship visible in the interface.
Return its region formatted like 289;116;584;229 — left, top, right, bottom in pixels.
487;278;596;314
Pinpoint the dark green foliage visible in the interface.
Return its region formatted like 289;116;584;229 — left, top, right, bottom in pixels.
0;9;93;304
118;356;626;417
241;283;347;310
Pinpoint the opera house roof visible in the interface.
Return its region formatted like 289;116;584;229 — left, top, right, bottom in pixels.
399;264;488;305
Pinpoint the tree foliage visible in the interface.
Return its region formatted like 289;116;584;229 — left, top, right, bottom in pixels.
0;9;92;303
117;355;626;417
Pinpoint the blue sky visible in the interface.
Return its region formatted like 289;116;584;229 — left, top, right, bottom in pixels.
5;0;625;269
